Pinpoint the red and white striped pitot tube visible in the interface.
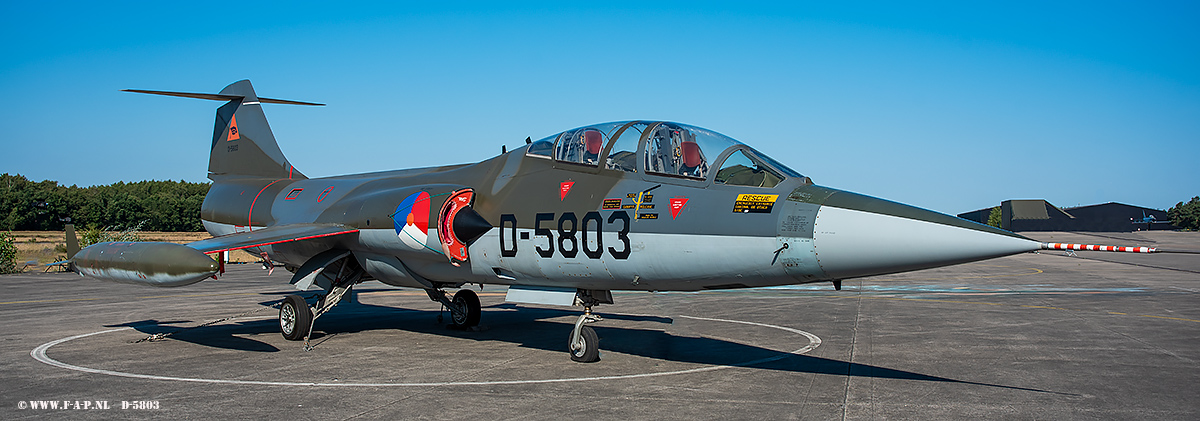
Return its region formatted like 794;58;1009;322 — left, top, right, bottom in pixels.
1042;243;1157;253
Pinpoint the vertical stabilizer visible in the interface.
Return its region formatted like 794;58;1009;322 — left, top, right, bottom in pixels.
211;80;305;179
123;80;322;180
65;224;79;258
64;223;79;273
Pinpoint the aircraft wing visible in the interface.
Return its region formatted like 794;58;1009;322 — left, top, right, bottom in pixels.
185;224;359;254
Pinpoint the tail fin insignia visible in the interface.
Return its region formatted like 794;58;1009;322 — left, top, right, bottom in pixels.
228;114;240;141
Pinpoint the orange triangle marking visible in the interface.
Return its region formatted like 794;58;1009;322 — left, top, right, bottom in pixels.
227;114;240;141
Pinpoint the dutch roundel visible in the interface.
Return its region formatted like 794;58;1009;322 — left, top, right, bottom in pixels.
394;192;431;250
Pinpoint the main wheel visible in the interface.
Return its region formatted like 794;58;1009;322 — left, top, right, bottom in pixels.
279;294;313;341
451;289;481;328
569;325;600;363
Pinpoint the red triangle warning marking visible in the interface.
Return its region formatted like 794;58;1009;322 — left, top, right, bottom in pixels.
560;181;574;201
670;197;688;219
227;114;240;141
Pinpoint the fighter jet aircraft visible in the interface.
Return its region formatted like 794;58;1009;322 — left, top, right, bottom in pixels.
1133;210;1174;229
68;80;1194;362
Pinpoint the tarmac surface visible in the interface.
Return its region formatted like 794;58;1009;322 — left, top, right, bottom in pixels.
2;231;1198;419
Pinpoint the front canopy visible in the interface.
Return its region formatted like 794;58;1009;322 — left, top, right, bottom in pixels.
527;121;802;188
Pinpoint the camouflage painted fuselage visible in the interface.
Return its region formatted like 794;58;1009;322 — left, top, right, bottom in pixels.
200;143;1035;292
102;80;1038;292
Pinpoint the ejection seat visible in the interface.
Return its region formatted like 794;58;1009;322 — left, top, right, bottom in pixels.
679;140;705;178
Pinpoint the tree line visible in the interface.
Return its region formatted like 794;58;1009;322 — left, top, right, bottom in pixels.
1168;197;1200;231
0;173;209;232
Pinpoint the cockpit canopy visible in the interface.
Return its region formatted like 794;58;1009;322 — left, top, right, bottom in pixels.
527;121;802;188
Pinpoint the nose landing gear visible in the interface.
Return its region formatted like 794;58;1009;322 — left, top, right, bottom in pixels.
567;289;612;363
569;307;601;362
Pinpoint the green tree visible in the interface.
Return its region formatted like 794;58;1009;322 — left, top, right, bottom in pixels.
0;173;210;231
0;231;18;274
1168;197;1200;231
987;206;1002;228
79;222;145;248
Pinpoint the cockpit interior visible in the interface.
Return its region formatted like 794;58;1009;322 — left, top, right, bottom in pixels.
527;121;801;188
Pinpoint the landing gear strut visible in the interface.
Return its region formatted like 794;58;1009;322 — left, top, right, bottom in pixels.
278;278;358;347
278;254;363;350
426;288;481;328
567;289;612;363
569;307;601;362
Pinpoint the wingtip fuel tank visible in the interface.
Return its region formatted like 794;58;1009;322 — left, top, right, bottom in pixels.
73;242;218;287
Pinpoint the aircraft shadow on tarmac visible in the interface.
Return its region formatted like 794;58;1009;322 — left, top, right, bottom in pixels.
103;299;1064;394
105;318;283;353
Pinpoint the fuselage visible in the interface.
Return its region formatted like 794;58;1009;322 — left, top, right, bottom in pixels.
200;121;1039;292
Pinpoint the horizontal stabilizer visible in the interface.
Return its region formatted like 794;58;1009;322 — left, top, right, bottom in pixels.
187;224;359;254
122;89;325;106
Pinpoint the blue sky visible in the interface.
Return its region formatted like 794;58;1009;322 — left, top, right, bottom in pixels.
2;2;1197;214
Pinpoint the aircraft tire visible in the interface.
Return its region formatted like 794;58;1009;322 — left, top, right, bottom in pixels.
570;326;600;363
280;294;312;341
451;289;481;328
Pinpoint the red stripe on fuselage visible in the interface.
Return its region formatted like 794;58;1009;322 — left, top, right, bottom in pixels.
248;179;284;229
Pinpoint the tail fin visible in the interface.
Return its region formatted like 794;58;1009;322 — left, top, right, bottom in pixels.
65;223;79;258
124;80;322;180
64;223;79;273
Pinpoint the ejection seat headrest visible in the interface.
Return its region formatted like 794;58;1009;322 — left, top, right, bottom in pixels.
585;130;603;155
680;140;702;168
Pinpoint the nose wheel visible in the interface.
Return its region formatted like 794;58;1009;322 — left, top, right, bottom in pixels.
568;306;602;362
569;324;600;362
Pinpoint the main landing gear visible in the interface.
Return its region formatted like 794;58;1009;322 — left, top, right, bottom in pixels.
279;273;358;350
278;255;363;350
279;294;312;341
426;287;481;329
281;278;613;363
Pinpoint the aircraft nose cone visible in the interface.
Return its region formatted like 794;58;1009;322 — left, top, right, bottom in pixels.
811;190;1041;280
452;206;493;246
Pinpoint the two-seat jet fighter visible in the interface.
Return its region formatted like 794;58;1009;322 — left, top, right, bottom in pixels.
69;80;1192;362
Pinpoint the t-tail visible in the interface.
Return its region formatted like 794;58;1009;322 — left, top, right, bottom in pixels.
123;80;322;180
57;81;325;287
